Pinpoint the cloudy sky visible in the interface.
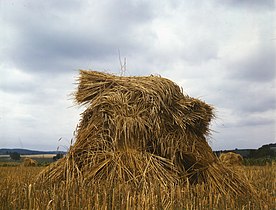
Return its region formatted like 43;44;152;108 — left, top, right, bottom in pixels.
0;0;275;151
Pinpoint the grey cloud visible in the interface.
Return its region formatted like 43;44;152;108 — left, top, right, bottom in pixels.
239;93;276;113
1;0;275;150
0;68;37;93
0;75;36;94
227;46;275;82
181;40;219;64
237;117;275;127
101;0;155;25
220;110;275;128
9;30;117;73
212;124;275;150
217;0;275;10
2;0;156;74
211;80;276;114
0;81;36;93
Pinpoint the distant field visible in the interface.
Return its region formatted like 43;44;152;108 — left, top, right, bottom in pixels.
0;154;56;158
0;154;56;157
0;155;10;158
21;154;56;158
0;155;15;164
0;154;56;165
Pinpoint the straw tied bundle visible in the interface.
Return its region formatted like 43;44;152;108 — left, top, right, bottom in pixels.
220;152;244;166
37;70;257;198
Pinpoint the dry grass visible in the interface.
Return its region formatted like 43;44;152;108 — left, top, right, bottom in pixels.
37;70;258;201
0;164;275;209
219;152;244;166
22;157;38;167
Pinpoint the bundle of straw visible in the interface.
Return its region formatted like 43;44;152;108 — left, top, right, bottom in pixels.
22;157;38;167
36;70;257;199
219;152;244;166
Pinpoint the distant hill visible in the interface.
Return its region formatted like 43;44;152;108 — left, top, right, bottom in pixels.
0;148;66;155
214;143;276;158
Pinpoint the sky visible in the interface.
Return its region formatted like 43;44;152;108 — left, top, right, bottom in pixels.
0;0;275;151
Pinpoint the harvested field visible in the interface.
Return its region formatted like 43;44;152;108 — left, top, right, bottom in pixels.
0;164;275;209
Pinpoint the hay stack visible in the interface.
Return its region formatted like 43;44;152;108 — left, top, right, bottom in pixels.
22;157;38;167
36;70;256;198
220;152;244;166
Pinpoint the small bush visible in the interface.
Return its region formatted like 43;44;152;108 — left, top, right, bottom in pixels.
9;152;21;161
53;153;64;161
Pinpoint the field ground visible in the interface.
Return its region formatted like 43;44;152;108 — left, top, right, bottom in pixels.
0;163;275;210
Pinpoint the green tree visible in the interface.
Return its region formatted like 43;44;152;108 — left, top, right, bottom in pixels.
10;152;21;161
249;145;276;158
53;153;64;161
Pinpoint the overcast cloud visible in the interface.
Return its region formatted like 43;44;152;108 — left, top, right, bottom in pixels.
0;0;275;151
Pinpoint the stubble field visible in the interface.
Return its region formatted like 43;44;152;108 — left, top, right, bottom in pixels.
0;164;275;210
